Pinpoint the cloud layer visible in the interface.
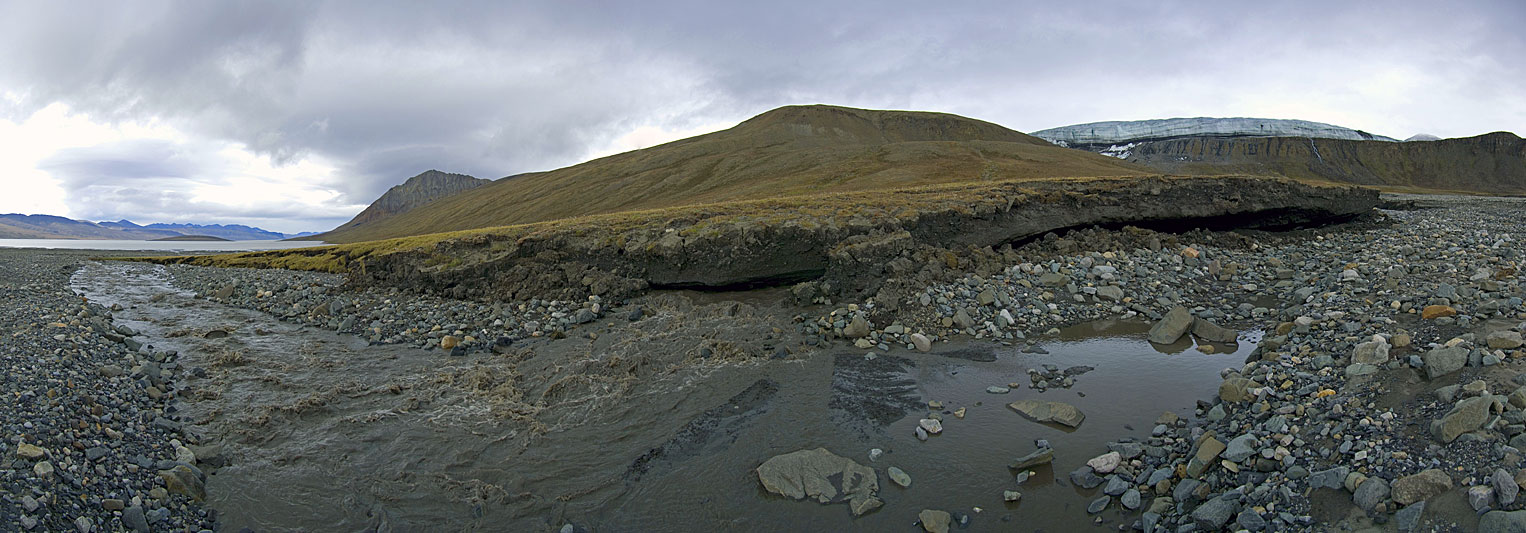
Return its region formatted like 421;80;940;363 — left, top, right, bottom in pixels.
0;0;1521;233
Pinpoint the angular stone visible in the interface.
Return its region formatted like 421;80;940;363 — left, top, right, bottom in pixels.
1310;466;1350;490
910;333;931;352
158;465;206;501
756;448;881;516
1353;477;1390;512
1471;485;1497;511
844;316;871;338
1096;285;1124;302
1395;501;1426;532
1009;448;1054;471
1222;434;1258;463
1149;306;1194;344
1392;469;1452;505
1424;346;1470;379
1497;468;1520;506
15;443;45;460
1191;496;1239;530
1432;396;1493;443
1186;436;1226;478
1087;451;1121;474
919;509;951;533
1422;305;1457;319
1008;399;1085;428
1353;340;1391;364
1480;510;1526;533
1192;318;1238;343
1489;331;1525;350
1219;377;1262;403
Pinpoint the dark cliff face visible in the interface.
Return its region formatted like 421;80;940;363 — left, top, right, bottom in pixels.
329;170;489;232
1121;132;1526;194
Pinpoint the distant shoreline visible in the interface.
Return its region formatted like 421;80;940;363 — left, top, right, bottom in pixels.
151;235;232;242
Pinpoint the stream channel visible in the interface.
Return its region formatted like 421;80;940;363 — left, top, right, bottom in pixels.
72;261;1261;532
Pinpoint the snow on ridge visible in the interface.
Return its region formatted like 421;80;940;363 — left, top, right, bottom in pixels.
1032;117;1397;147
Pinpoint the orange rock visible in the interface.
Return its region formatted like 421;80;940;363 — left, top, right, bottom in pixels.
1421;305;1457;319
440;335;460;350
1182;247;1200;259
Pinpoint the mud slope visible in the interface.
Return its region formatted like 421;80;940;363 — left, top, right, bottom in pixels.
313;105;1149;243
1121;132;1526;194
188;175;1375;304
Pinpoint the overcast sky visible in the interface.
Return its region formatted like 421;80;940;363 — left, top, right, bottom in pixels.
0;1;1521;234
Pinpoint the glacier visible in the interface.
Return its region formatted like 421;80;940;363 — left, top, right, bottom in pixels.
1032;117;1397;148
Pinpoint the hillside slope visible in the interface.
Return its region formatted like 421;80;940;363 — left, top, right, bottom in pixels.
1123;132;1526;194
322;170;490;236
314;105;1150;243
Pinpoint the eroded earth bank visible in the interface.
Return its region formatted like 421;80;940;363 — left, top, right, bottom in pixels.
6;193;1526;532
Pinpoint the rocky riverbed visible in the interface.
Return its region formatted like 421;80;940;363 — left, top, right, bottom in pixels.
0;250;216;532
5;193;1526;532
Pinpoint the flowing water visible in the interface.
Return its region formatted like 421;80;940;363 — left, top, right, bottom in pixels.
73;261;1261;532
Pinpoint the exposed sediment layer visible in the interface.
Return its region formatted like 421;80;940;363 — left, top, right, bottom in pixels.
169;175;1374;303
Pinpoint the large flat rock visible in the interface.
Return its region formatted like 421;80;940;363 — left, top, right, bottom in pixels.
756;447;882;516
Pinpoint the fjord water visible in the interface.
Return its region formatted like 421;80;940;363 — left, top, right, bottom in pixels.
73;261;1257;531
0;239;327;252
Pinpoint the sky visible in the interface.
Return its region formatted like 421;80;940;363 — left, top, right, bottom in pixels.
0;1;1521;234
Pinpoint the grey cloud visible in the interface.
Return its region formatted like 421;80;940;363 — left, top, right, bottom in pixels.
1;0;1523;227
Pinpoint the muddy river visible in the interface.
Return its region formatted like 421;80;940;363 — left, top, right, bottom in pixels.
73;262;1259;532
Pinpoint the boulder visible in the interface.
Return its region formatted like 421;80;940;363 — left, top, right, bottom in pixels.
1009;448;1054;471
1353;340;1390;364
1086;452;1121;474
1392;469;1452;505
1096;285;1124;301
910;333;931;352
1480;510;1526;533
1149;306;1194;344
1008;399;1086;428
843;317;871;338
1422;305;1457;319
1424;346;1469;379
1191;496;1239;530
1221;434;1258;463
1497;468;1520;506
1186;437;1226;478
919;509;951;533
1219;377;1262;403
756;448;882;516
1192;318;1238;343
158;465;206;502
1432;396;1493;443
1353;477;1390;511
1490;331;1525;350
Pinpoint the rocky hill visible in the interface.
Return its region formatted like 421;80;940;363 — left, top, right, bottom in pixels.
314;105;1150;243
321;170;490;237
1119;132;1526;194
1033;117;1397;149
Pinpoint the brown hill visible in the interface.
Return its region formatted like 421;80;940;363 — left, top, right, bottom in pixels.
314;105;1150;243
1121;132;1526;194
321;170;489;236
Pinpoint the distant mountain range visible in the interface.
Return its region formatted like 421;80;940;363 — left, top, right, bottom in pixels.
0;214;312;240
